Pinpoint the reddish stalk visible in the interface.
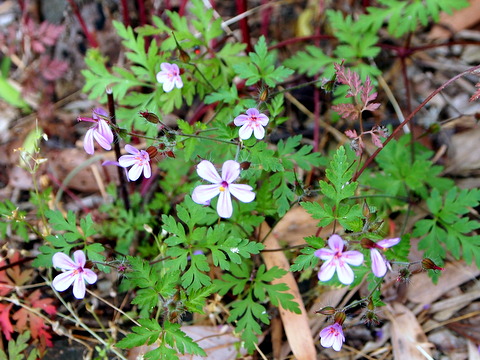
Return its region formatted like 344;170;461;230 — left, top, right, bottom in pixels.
106;88;130;210
120;0;131;27
179;0;188;16
352;64;480;182
260;0;272;38
136;0;147;26
235;0;252;53
67;0;98;48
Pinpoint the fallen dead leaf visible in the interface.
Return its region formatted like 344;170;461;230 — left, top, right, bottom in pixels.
386;302;433;360
429;0;480;40
258;222;317;360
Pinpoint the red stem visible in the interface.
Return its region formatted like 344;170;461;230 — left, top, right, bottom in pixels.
67;0;98;48
260;0;272;38
179;0;188;16
235;0;252;53
352;64;480;182
137;0;147;26
120;0;130;27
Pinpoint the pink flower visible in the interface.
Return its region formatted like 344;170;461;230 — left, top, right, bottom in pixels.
369;238;400;277
314;235;364;285
118;145;152;181
234;108;269;140
52;250;97;299
156;62;183;92
78;108;114;155
320;323;345;351
192;160;255;218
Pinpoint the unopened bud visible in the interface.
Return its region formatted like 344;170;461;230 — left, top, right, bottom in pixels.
334;312;346;325
316;306;336;316
259;88;269;102
364;310;379;326
240;161;251;170
361;238;375;249
84;261;94;269
146;146;158;159
422;258;444;271
178;49;190;63
362;201;371;218
139;111;159;124
164;150;175;158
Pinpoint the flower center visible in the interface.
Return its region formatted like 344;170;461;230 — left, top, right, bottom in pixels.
250;115;257;122
219;181;229;192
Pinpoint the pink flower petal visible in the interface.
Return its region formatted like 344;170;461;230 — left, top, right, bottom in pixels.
221;160;240;183
318;259;336;282
228;184;255;203
142;162;152;179
197;160;222;183
192;184;220;205
52;253;77;270
118;154;138;168
72;274;86;299
93;131;112;151
233;114;249;126
336;261;354;285
253;124;266;139
163;80;175;92
320;323;344;352
328;234;345;251
257;114;269;126
124;144;140;155
83;269;97;285
371;249;387;277
174;77;183;89
128;163;144;181
73;250;86;267
97;119;114;144
377;237;400;249
342;250;364;266
52;271;77;292
217;190;233;218
83;128;95;155
238;124;253;140
314;248;334;260
246;108;260;117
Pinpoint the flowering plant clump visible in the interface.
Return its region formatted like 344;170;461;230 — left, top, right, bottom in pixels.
192;160;255;218
51;250;97;299
314;235;364;285
77;107;114;155
234;108;269;140
118;145;152;181
156;62;183;92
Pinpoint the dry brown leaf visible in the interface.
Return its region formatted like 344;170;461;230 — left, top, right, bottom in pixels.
386;302;433;360
445;126;480;175
407;262;480;308
258;222;317;360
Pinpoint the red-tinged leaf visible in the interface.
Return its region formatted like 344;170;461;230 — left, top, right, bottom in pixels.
371;132;383;148
0;259;14;296
345;129;358;139
364;102;381;112
361;77;378;105
26;19;64;54
29;290;57;315
332;103;359;121
6;252;34;287
41;57;69;81
0;303;14;340
30;314;53;349
469;82;480;102
13;308;28;331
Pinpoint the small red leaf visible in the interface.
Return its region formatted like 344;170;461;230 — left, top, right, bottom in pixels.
345;129;358;139
0;303;14;340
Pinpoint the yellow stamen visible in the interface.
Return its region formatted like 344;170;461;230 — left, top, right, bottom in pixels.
219;186;225;192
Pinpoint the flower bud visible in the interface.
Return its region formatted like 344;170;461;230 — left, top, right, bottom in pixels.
146;146;158;159
316;306;336;316
364;310;379;326
361;238;375;249
139;111;159;124
422;258;444;271
84;260;94;269
178;49;190;63
259;88;269;102
240;161;251;170
334;312;346;326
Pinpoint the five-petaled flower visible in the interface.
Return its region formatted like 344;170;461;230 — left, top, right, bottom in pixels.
118;145;152;181
52;250;97;299
314;234;364;285
320;323;345;352
363;238;400;277
156;62;183;92
78;107;114;155
192;160;255;218
234;108;269;140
